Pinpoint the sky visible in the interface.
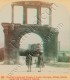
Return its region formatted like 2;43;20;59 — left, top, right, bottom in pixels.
0;3;70;51
20;33;43;50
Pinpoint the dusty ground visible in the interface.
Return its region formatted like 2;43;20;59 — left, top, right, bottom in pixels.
0;62;70;75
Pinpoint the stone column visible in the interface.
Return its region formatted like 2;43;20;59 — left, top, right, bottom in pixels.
23;6;27;24
3;29;10;64
11;4;14;23
49;7;52;26
37;6;41;25
2;23;16;64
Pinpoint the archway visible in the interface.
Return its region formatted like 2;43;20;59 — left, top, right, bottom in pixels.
19;33;43;51
2;23;58;64
19;33;43;64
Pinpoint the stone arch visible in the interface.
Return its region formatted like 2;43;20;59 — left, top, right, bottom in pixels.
19;32;43;57
19;32;43;48
2;23;58;64
1;1;59;64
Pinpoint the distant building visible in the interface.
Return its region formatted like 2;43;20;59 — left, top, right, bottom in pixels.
29;43;41;51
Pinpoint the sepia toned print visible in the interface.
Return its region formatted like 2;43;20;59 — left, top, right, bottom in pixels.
0;0;70;80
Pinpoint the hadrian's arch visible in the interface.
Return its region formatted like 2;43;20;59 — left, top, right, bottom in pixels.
2;1;58;64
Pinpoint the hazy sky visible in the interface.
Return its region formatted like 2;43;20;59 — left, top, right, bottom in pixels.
0;3;70;51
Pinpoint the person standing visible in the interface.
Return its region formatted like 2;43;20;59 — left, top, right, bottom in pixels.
37;53;43;72
26;54;32;72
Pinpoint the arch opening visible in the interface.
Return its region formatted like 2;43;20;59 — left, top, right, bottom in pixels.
19;33;44;64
